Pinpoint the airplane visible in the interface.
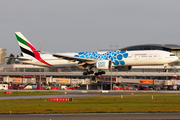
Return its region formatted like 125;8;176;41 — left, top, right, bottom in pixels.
14;32;178;76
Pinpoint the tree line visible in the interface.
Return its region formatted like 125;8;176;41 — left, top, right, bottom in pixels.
7;53;22;64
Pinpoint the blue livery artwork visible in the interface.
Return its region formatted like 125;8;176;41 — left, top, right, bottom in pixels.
74;51;128;66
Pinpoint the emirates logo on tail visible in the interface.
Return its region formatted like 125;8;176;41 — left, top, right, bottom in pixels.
15;32;53;66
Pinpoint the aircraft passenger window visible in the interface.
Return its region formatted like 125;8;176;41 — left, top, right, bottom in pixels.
170;54;175;56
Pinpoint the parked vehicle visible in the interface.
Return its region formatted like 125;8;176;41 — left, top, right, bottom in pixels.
114;87;123;90
138;85;148;90
24;84;37;90
126;87;133;90
8;85;24;90
8;86;13;90
24;85;32;90
133;87;138;90
66;87;75;90
0;84;8;90
36;86;45;90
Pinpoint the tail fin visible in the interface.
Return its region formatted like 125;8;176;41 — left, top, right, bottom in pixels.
15;32;38;58
15;32;53;66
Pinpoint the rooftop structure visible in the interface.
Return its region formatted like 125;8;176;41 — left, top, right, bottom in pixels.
119;44;180;51
119;44;180;66
0;48;7;65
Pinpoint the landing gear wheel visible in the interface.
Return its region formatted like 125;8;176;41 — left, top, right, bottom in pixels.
83;70;94;75
94;73;99;76
87;71;94;74
90;71;94;74
98;71;105;75
94;71;106;76
101;71;105;74
83;72;88;75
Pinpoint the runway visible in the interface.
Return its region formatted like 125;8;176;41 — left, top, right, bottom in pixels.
0;113;180;120
0;91;155;100
0;90;180;100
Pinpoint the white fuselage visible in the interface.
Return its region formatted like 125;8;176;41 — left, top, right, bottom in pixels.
118;50;177;66
19;50;178;68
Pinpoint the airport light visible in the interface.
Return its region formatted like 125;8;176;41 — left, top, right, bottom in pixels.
110;41;113;90
115;41;118;84
97;43;100;51
40;68;41;88
109;42;113;50
39;42;41;52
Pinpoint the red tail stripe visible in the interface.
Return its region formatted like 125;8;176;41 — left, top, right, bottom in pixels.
26;42;53;66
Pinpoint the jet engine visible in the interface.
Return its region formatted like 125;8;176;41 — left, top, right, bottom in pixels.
115;66;132;71
96;60;111;70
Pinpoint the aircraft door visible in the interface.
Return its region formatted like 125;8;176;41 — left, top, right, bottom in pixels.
134;54;140;65
158;54;162;60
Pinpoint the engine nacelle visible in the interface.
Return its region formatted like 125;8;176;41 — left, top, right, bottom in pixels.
115;66;132;71
96;60;111;70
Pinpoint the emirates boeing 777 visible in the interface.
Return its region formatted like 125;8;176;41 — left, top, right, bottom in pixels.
14;32;178;76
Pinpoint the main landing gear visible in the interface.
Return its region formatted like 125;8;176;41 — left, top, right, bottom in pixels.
83;70;106;76
94;71;106;76
83;70;94;75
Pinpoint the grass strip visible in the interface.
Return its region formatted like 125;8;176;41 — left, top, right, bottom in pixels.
0;94;180;113
0;91;70;97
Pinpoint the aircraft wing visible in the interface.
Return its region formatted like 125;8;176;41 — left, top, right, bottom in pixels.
52;53;97;64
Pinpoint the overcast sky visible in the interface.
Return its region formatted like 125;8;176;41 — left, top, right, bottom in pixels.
1;0;180;56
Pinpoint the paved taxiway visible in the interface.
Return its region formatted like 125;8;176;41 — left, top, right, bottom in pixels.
0;90;180;100
1;113;180;120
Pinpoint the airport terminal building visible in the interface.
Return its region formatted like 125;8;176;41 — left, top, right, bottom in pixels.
1;44;180;90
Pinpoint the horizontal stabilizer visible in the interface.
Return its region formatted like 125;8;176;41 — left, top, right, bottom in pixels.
6;57;32;61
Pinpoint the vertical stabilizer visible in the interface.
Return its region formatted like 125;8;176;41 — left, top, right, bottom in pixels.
15;32;38;58
15;32;53;66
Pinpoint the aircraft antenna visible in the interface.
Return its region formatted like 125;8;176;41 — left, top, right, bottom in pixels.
39;42;41;52
115;41;118;50
109;41;113;50
109;41;113;90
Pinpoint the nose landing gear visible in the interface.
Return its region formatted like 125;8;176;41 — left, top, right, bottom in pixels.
163;64;168;72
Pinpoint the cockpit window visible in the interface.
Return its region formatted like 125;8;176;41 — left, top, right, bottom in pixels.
170;54;175;56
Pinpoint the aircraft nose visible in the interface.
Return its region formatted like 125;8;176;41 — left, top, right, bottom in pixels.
175;56;178;61
172;56;179;62
170;55;178;62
